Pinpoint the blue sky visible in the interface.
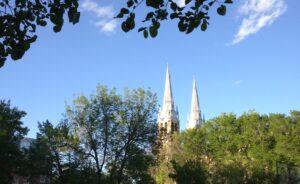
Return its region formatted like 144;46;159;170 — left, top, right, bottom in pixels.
1;0;299;138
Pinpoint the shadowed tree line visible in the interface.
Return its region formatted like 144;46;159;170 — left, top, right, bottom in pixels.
1;86;300;184
0;86;158;184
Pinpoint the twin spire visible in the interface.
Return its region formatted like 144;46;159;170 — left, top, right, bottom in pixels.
187;79;202;129
162;66;174;115
159;66;202;130
159;65;179;123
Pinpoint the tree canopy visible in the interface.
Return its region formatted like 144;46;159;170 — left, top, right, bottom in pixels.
169;111;300;183
0;0;233;67
23;85;158;184
1;95;300;183
0;100;28;183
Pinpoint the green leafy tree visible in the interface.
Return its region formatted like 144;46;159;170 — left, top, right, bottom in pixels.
36;120;75;184
64;85;157;184
64;86;121;184
169;159;206;184
171;111;300;184
31;119;96;184
0;100;28;184
0;0;233;67
108;88;157;184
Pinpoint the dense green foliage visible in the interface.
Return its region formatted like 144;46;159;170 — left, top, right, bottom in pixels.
0;0;233;67
1;95;299;184
27;86;158;184
170;111;300;183
0;100;28;184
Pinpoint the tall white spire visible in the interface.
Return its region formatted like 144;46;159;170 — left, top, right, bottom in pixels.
162;65;174;115
158;65;179;133
187;79;202;129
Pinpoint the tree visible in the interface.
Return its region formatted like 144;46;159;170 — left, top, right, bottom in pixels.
0;100;28;184
170;111;300;184
64;85;158;184
64;86;122;183
169;159;207;184
35;120;68;184
108;88;157;184
0;0;233;67
34;119;97;184
25;133;53;183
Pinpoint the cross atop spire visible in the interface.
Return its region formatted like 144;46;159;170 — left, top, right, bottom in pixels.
187;79;202;129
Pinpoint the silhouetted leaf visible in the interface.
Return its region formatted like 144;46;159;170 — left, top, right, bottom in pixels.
53;25;62;32
143;30;148;38
121;22;130;32
170;2;178;11
121;8;130;14
138;27;146;32
11;50;24;60
116;12;124;18
178;20;187;32
225;0;233;4
170;13;178;19
145;12;155;20
146;0;162;9
149;26;157;37
217;5;226;16
0;43;4;55
208;1;215;6
0;58;5;68
201;20;207;31
127;0;134;7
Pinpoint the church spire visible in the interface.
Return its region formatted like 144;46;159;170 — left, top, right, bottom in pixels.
158;65;179;133
162;65;174;116
187;79;202;129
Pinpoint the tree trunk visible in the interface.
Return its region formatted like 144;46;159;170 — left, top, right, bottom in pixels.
99;118;109;176
93;148;101;184
53;149;64;184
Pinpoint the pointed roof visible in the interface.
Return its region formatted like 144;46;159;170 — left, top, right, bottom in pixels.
187;79;202;129
159;65;178;121
162;65;174;112
191;79;200;116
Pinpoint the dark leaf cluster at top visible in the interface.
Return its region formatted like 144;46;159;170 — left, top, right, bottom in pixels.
116;0;233;38
0;0;80;67
0;0;233;67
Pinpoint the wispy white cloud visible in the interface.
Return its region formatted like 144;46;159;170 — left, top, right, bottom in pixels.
95;19;117;33
234;80;244;85
230;0;287;45
81;0;117;33
81;0;114;18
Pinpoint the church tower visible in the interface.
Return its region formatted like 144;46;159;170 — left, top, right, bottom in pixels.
187;79;202;129
157;66;180;141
